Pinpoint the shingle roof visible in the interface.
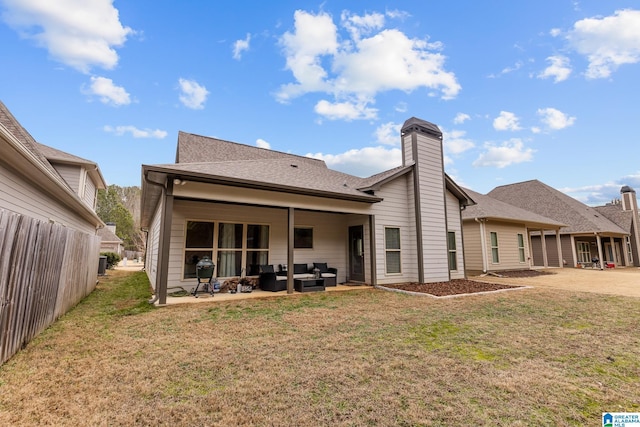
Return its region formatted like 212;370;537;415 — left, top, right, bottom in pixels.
0;100;60;179
97;227;123;243
488;180;627;234
176;131;325;167
36;141;96;166
462;188;565;228
594;203;633;231
152;157;382;201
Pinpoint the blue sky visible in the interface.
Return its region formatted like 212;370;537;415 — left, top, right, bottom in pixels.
1;1;639;206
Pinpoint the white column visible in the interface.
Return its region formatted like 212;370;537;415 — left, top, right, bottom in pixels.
556;230;564;268
570;234;578;267
540;230;549;268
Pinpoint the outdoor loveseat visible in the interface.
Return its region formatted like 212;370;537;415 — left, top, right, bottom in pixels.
258;263;338;291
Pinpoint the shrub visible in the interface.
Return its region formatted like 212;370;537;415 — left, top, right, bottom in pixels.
101;252;121;269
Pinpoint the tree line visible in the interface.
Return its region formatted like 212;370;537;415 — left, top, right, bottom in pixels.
96;185;145;252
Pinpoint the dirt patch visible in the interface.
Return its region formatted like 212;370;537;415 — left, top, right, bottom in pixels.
483;270;555;278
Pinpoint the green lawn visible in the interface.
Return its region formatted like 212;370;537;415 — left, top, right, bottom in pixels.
0;270;638;426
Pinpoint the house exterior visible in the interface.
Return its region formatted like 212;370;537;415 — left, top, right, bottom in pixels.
461;188;566;275
0;100;106;365
98;222;124;255
488;180;632;268
140;117;475;304
594;186;640;266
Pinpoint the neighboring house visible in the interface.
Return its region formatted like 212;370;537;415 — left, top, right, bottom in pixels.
461;188;566;275
0;100;106;365
141;117;475;304
594;186;640;266
98;222;124;255
488;180;632;268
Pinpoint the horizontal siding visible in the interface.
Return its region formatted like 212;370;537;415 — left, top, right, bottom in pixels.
51;163;81;194
446;191;465;279
485;223;529;271
82;173;96;209
0;161;96;234
415;133;448;282
462;221;483;272
145;199;162;290
370;174;419;285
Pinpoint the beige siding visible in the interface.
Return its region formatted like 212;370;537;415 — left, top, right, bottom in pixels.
370;173;419;285
484;222;530;271
51;163;81;194
446;191;465;279
462;221;483;273
0;161;96;234
414;132;449;282
82;172;97;209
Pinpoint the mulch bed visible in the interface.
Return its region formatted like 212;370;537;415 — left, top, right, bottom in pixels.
382;270;552;297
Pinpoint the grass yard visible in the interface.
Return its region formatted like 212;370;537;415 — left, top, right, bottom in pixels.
1;270;639;426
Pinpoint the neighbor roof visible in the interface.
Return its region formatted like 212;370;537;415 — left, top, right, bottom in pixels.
462;187;565;228
488;180;627;234
36;141;106;189
594;203;634;231
97;226;123;243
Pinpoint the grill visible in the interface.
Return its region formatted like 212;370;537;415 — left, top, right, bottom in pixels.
191;256;216;297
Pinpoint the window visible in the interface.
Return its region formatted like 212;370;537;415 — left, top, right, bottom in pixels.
183;221;269;279
385;227;401;274
517;233;525;263
447;231;457;271
294;227;313;249
183;221;215;279
577;241;591;263
490;232;499;263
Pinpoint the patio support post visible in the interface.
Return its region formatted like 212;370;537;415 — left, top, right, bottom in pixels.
287;207;294;294
556;230;564;268
623;236;632;267
528;230;534;267
540;230;549;268
570;235;578;267
596;233;604;270
369;215;376;285
157;178;174;305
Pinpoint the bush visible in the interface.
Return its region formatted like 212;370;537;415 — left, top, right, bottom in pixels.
101;252;121;269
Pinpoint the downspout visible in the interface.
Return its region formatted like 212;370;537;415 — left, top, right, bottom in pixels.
475;218;488;274
144;172;168;305
459;205;468;279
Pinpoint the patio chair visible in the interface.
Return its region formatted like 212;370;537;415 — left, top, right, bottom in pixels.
313;262;337;286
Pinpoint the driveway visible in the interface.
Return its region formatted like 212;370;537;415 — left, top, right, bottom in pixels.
472;267;640;298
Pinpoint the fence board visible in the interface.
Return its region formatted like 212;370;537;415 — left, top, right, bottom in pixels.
0;209;100;365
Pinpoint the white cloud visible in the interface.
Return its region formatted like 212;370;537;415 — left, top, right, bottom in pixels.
493;111;521;131
375;122;402;145
537;107;576;130
566;9;640;79
178;78;209;110
85;76;130;106
306;146;402;177
453;113;470;124
538;55;572;82
443;129;475;155
1;0;133;73
256;138;270;149
473;139;535;168
277;9;460;120
314;99;377;121
233;33;251;60
560;172;640;205
103;125;167;139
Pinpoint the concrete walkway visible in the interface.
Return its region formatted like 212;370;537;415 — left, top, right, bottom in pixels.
472;267;640;298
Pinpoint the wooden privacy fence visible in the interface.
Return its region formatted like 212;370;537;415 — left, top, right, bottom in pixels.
0;209;101;365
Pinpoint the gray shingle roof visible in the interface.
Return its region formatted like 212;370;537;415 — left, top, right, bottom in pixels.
488;180;627;234
594;203;633;231
0;100;60;179
36;141;96;166
462;188;565;228
97;227;123;243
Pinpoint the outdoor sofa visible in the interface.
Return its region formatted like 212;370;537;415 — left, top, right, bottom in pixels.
258;263;338;291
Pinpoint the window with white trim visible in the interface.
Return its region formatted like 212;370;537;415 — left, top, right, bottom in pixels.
447;231;457;271
490;232;499;263
385;227;401;274
517;233;525;263
577;241;591;263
